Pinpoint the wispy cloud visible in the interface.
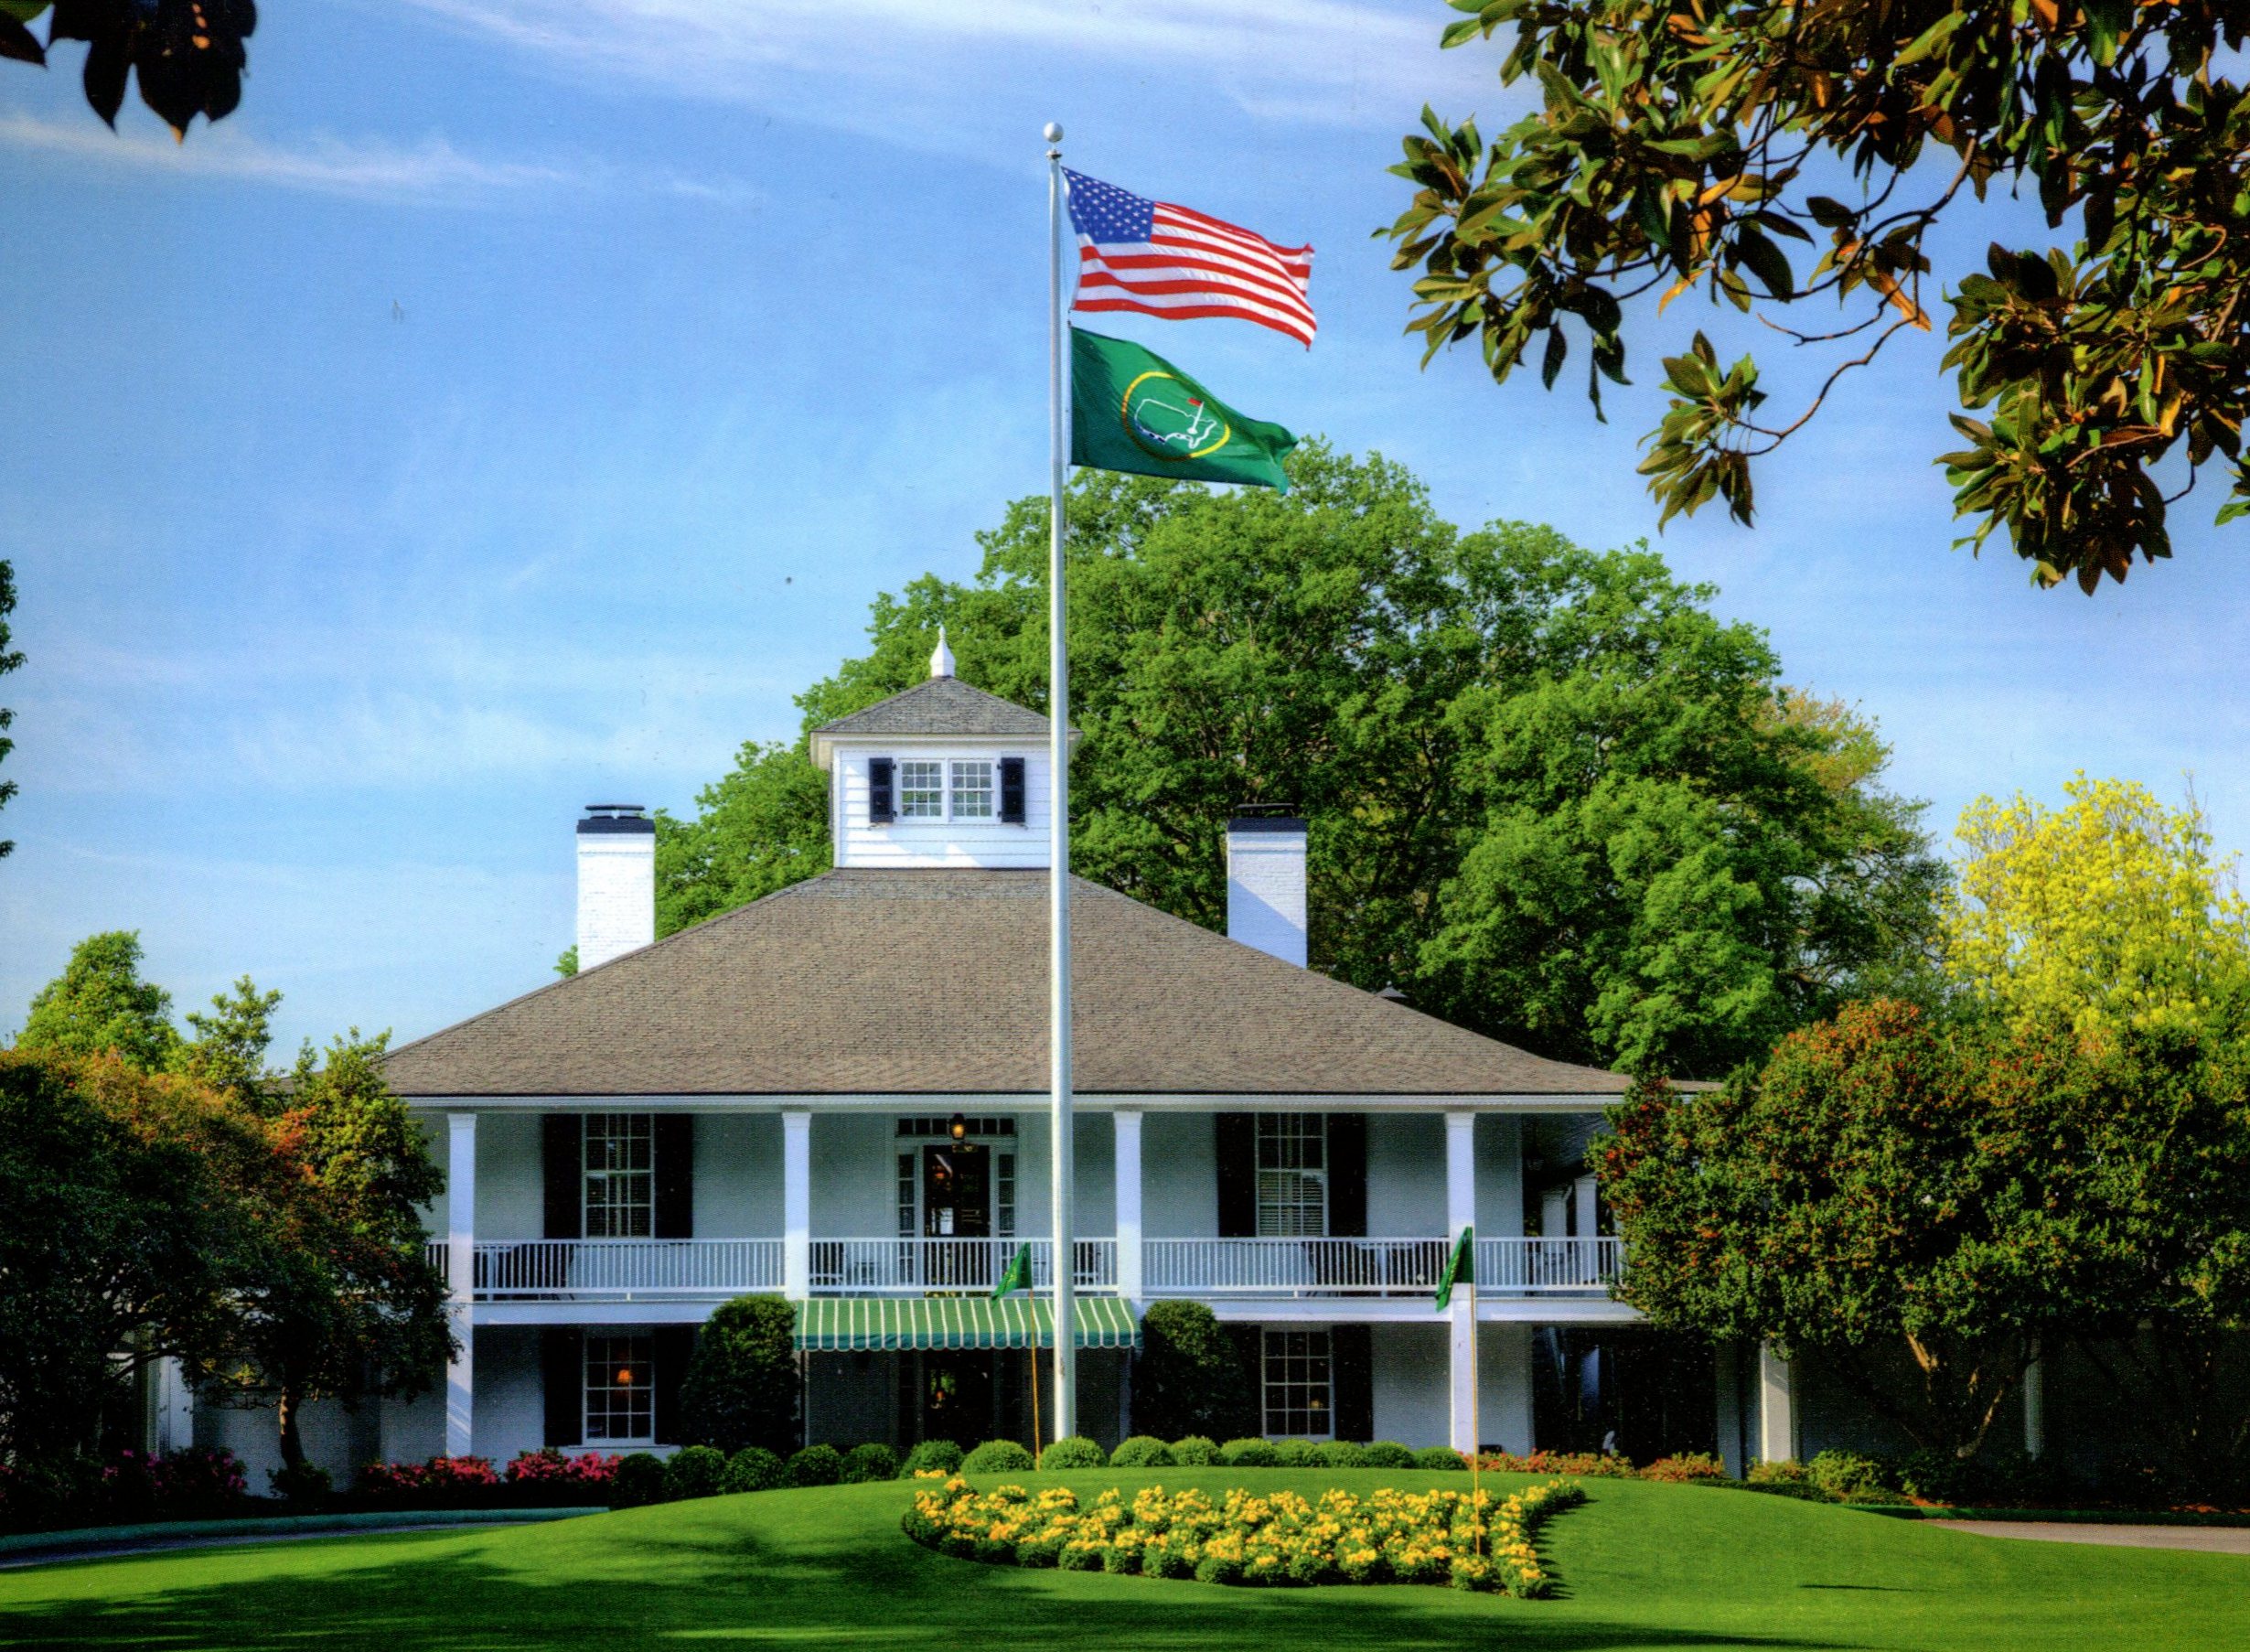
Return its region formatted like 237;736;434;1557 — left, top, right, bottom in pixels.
399;0;1500;144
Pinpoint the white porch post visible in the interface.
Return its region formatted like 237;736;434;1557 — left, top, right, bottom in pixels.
783;1109;812;1300
1445;1110;1477;1454
1755;1343;1798;1464
155;1357;196;1455
445;1111;476;1459
1114;1107;1143;1303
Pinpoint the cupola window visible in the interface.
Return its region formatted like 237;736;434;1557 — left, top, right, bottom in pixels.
898;761;946;819
950;760;994;819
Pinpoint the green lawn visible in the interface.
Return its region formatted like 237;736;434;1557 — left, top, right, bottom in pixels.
2;1469;2245;1651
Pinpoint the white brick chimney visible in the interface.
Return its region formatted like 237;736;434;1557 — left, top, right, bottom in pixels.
1226;808;1307;968
575;804;655;971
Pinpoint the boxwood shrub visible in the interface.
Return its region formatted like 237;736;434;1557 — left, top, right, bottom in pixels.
610;1453;669;1508
1415;1446;1467;1472
1313;1441;1368;1468
963;1439;1036;1474
1362;1441;1415;1469
1109;1435;1173;1468
1041;1436;1107;1470
900;1439;964;1478
1171;1435;1219;1465
721;1446;784;1494
786;1444;844;1487
1219;1438;1279;1467
663;1444;729;1500
841;1443;900;1484
1273;1439;1319;1468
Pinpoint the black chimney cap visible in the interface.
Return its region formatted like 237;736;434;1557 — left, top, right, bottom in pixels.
578;803;654;836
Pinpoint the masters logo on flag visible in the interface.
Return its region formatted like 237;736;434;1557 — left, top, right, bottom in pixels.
1071;328;1298;492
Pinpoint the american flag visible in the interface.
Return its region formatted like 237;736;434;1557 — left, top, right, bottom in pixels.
1064;169;1315;348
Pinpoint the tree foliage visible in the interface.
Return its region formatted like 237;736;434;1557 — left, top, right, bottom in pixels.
1133;1301;1259;1442
18;930;182;1071
0;560;17;860
1;1;255;138
679;1295;802;1456
1945;774;2250;1039
660;451;1943;1077
178;974;284;1103
1390;0;2250;590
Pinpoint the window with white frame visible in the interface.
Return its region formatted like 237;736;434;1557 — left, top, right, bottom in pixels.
584;1112;653;1238
1262;1329;1333;1438
898;760;945;819
893;1120;1016;1238
1255;1113;1327;1237
584;1333;655;1444
949;759;994;819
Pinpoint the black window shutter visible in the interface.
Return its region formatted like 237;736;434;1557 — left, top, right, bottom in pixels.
654;1114;695;1239
1216;1113;1257;1238
869;756;895;823
1326;1114;1366;1239
652;1325;698;1445
541;1114;583;1240
542;1328;583;1447
999;756;1026;824
1330;1325;1374;1443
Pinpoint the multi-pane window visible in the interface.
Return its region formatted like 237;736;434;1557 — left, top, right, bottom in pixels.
949;760;994;819
584;1333;654;1444
898;760;945;819
1255;1113;1327;1237
584;1113;653;1238
994;1152;1015;1239
897;1152;917;1239
1262;1329;1333;1438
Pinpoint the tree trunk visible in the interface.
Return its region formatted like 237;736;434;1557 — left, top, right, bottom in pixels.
277;1386;306;1473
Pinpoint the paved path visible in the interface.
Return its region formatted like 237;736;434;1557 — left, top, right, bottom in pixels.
1932;1519;2250;1555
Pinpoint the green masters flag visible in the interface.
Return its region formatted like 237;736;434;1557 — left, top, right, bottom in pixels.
1071;327;1298;492
1434;1226;1474;1312
991;1243;1034;1299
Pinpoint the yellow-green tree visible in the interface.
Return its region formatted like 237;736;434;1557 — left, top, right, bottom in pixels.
1944;776;2250;1041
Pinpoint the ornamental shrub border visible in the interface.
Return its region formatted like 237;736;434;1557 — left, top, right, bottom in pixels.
904;1477;1586;1596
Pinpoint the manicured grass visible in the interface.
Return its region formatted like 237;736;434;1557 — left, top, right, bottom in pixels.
2;1468;2245;1651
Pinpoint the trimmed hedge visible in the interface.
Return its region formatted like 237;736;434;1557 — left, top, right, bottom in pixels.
1041;1437;1107;1470
721;1447;784;1495
962;1440;1036;1475
663;1446;728;1500
1415;1446;1467;1472
1313;1441;1368;1469
1362;1442;1416;1469
1273;1439;1319;1468
786;1445;844;1487
842;1443;900;1484
679;1295;800;1456
1219;1438;1280;1468
1171;1436;1218;1466
1109;1436;1173;1468
611;1454;668;1508
900;1440;964;1479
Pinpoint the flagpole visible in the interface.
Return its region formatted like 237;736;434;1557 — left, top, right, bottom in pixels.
1470;1260;1482;1558
1044;119;1077;1447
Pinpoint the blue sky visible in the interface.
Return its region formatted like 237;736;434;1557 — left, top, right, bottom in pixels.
4;0;2248;1056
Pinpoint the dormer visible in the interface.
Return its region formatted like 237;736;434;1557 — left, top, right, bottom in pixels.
807;630;1074;870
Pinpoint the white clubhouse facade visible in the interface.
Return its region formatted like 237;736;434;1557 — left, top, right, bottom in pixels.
176;647;1807;1484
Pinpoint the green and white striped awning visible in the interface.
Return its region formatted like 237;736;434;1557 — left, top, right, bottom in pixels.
795;1296;1139;1353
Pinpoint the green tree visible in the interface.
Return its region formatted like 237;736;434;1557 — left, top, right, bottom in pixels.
0;559;18;860
679;1295;802;1455
662;451;1941;1077
1945;775;2250;1041
193;1031;453;1474
655;742;832;938
1;2;254;137
18;931;181;1071
0;1050;273;1474
1390;0;2250;591
178;975;284;1104
1602;1000;2141;1456
1133;1301;1259;1442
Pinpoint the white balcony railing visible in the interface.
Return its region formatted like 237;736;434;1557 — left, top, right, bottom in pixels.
428;1239;786;1299
1142;1236;1621;1298
809;1238;1116;1295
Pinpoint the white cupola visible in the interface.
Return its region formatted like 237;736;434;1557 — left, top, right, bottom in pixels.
807;642;1074;870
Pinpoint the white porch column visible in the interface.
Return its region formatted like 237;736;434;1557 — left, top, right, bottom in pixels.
1114;1107;1143;1303
1445;1110;1477;1454
445;1110;476;1459
783;1109;812;1300
1755;1343;1798;1464
155;1357;196;1454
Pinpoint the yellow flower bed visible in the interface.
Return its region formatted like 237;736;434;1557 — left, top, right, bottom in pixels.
901;1477;1583;1595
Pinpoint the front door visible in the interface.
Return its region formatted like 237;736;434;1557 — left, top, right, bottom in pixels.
920;1353;996;1442
922;1142;990;1239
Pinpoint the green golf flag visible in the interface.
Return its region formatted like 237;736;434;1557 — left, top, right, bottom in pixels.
991;1243;1034;1299
1434;1226;1474;1312
1071;327;1298;492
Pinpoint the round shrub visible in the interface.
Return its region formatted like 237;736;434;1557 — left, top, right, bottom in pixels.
1195;1550;1246;1586
1144;1538;1193;1579
1109;1435;1173;1468
786;1444;844;1487
1745;1456;1808;1486
721;1446;784;1495
1313;1440;1368;1469
900;1439;963;1478
1414;1446;1467;1472
841;1443;900;1484
610;1452;669;1508
1220;1437;1279;1467
1273;1438;1318;1468
1362;1441;1415;1469
1171;1435;1218;1466
1062;1540;1107;1572
962;1439;1036;1475
1808;1449;1891;1500
1040;1436;1106;1470
679;1294;800;1456
663;1444;728;1500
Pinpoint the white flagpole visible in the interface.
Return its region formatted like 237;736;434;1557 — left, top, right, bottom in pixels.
1044;120;1077;1445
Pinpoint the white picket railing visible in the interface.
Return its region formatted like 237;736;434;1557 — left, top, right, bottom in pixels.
809;1238;1116;1295
429;1239;785;1298
1141;1236;1621;1297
